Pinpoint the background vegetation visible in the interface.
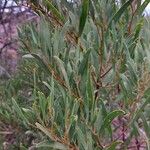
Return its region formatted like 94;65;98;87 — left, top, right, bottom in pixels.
0;0;150;149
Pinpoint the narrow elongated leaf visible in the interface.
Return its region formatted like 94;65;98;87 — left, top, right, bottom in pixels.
87;131;93;150
89;0;95;20
100;110;125;131
35;122;53;140
126;61;138;85
43;0;65;22
76;126;88;150
54;56;71;93
22;108;35;122
109;0;134;25
120;74;133;93
35;141;68;150
31;54;50;75
94;109;103;133
79;0;89;37
12;98;29;126
131;96;150;124
38;91;47;121
105;141;123;150
87;72;94;105
22;54;34;58
136;0;150;16
133;20;144;41
30;26;37;44
79;50;91;75
140;114;150;138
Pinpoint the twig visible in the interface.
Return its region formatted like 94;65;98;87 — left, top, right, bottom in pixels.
0;42;13;55
100;66;112;78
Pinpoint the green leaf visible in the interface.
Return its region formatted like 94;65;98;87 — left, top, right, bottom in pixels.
38;91;47;121
30;26;37;44
35;122;53;140
140;114;150;138
43;0;65;22
31;54;50;75
86;71;94;106
22;108;35;122
79;0;89;37
105;140;123;150
12;98;29;126
89;0;95;20
133;20;144;41
100;110;125;131
136;0;150;16
120;74;133;93
144;87;150;99
126;60;138;85
54;56;71;93
76;126;88;150
35;141;68;150
79;50;91;76
109;0;134;25
94;109;103;133
87;131;93;150
131;96;150;124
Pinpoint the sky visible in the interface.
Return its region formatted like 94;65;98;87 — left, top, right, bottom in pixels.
143;1;150;16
